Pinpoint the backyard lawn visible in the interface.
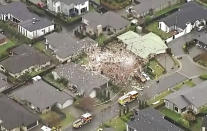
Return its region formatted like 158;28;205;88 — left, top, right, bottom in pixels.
57;110;75;128
0;40;16;60
146;22;172;40
147;59;165;79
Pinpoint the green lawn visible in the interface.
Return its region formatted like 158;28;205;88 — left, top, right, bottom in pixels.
43;73;66;91
146;22;172;40
103;112;132;131
96;34;107;46
72;52;89;65
173;79;196;91
33;42;53;56
159;107;190;128
0;40;16;60
148;59;165;79
147;90;173;106
57;111;75;128
191;117;202;131
154;3;182;17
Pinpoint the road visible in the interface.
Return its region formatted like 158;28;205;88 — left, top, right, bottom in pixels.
64;100;139;131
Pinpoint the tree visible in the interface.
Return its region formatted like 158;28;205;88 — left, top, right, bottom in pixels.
119;109;122;117
126;105;129;113
107;91;110;100
75;97;95;112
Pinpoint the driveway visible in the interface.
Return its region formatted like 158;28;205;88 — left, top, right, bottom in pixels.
178;55;207;78
167;31;206;56
142;72;187;99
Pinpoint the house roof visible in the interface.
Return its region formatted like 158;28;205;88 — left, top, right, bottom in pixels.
127;108;183;131
11;80;73;111
58;0;88;5
160;1;207;29
0;94;39;130
196;33;207;45
0;2;53;31
83;11;130;30
0;44;50;74
165;81;207;109
45;33;95;59
54;63;109;95
0;73;11;92
117;31;167;59
19;17;53;32
134;0;175;15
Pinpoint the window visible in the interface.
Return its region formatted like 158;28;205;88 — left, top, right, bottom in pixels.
174;106;179;112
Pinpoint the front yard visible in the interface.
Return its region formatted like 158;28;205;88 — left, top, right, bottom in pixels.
173;79;196;91
102;112;133;131
0;40;16;60
145;22;173;40
146;59;165;79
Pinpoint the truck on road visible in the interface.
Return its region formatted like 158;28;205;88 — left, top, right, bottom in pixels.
118;91;139;105
72;113;93;128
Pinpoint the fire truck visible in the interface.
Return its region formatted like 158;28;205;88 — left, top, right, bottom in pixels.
118;91;139;105
72;113;92;128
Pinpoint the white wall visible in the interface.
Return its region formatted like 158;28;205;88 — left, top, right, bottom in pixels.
74;1;89;15
159;22;170;33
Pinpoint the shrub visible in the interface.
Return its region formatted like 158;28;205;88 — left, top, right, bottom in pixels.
199;74;207;80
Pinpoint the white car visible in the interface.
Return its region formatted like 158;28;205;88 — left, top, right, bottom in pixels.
142;72;150;81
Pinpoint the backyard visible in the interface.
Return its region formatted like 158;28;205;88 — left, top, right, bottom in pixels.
101;0;131;10
173;79;196;91
145;22;173;40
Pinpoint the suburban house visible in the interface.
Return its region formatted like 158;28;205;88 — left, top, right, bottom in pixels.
82;11;130;36
46;0;89;16
11;76;73;114
126;108;183;131
0;2;54;39
195;33;207;49
164;81;207;114
132;0;179;17
0;94;39;131
117;31;168;60
0;72;11;92
159;1;207;42
45;33;96;62
53;63;110;98
0;44;51;78
0;33;7;45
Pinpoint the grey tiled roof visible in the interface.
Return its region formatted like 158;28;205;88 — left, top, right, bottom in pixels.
45;33;95;59
165;81;207;109
54;63;109;95
0;44;50;74
160;1;207;29
127;108;183;131
0;2;53;31
0;94;39;130
11;80;73;111
83;11;130;30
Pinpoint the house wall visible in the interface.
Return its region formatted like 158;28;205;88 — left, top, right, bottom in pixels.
74;1;89;15
0;61;51;78
18;25;55;39
61;3;74;16
159;21;170;33
164;99;182;113
56;99;73;109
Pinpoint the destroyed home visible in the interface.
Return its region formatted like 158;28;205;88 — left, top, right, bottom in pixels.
85;43;142;85
0;44;51;78
117;31;168;61
0;94;39;131
53;63;109;98
165;81;207;114
82;11;130;36
11;77;73;113
45;33;96;62
0;2;54;39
